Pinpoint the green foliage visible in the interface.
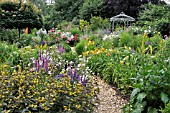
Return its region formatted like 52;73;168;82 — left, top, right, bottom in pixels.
123;47;170;112
62;51;78;63
0;1;43;37
86;52;109;75
51;0;84;25
112;37;119;48
118;31;135;47
0;42;18;64
89;16;111;31
57;21;76;31
70;27;81;36
101;47;136;94
79;0;104;21
0;29;19;43
75;40;85;55
161;102;170;113
58;43;71;53
0;64;98;112
18;34;34;47
138;4;170;36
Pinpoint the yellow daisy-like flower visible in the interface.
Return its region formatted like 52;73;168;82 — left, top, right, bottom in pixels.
75;104;81;109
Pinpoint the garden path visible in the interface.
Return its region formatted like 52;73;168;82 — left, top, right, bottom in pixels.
70;47;128;113
93;77;128;113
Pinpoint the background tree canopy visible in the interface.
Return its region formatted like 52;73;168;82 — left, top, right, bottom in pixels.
0;1;43;37
45;0;166;27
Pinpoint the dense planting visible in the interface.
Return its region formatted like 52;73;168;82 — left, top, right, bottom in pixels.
0;1;170;113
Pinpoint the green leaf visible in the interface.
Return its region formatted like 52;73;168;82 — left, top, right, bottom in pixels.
130;88;140;99
161;92;169;104
137;93;147;103
147;107;158;113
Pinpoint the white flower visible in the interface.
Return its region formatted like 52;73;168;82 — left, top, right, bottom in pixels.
103;34;109;41
79;55;82;58
82;64;85;67
48;71;52;74
77;64;81;67
70;61;74;64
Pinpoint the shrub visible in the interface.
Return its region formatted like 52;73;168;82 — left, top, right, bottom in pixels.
79;0;104;21
118;31;134;47
62;51;78;63
70;27;81;36
18;34;34;47
138;4;170;36
75;40;85;55
57;21;75;31
0;42;18;64
0;29;19;43
89;16;111;31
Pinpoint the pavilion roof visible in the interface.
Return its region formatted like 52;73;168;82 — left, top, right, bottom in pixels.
110;12;135;22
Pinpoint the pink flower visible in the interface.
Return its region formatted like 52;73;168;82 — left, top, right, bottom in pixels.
51;28;55;32
66;40;69;43
62;35;65;39
67;38;72;41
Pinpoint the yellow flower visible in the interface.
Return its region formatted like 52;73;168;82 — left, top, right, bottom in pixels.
63;106;68;110
120;60;124;64
76;104;81;109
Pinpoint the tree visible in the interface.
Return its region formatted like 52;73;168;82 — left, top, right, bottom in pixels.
0;1;43;38
79;0;104;21
138;4;170;36
50;0;84;26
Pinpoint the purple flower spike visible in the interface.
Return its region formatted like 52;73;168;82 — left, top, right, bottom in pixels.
74;68;77;76
67;69;72;76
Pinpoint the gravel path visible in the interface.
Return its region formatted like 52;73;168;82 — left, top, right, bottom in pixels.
94;77;129;113
70;47;128;113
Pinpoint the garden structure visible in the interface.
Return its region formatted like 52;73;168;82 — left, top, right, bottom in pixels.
110;12;135;31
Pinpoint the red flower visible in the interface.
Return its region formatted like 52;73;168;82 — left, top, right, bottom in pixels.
74;37;78;41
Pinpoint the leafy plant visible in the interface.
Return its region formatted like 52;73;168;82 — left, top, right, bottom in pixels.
75;40;85;55
0;42;18;64
62;51;78;64
0;29;19;44
138;4;170;36
161;102;170;113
